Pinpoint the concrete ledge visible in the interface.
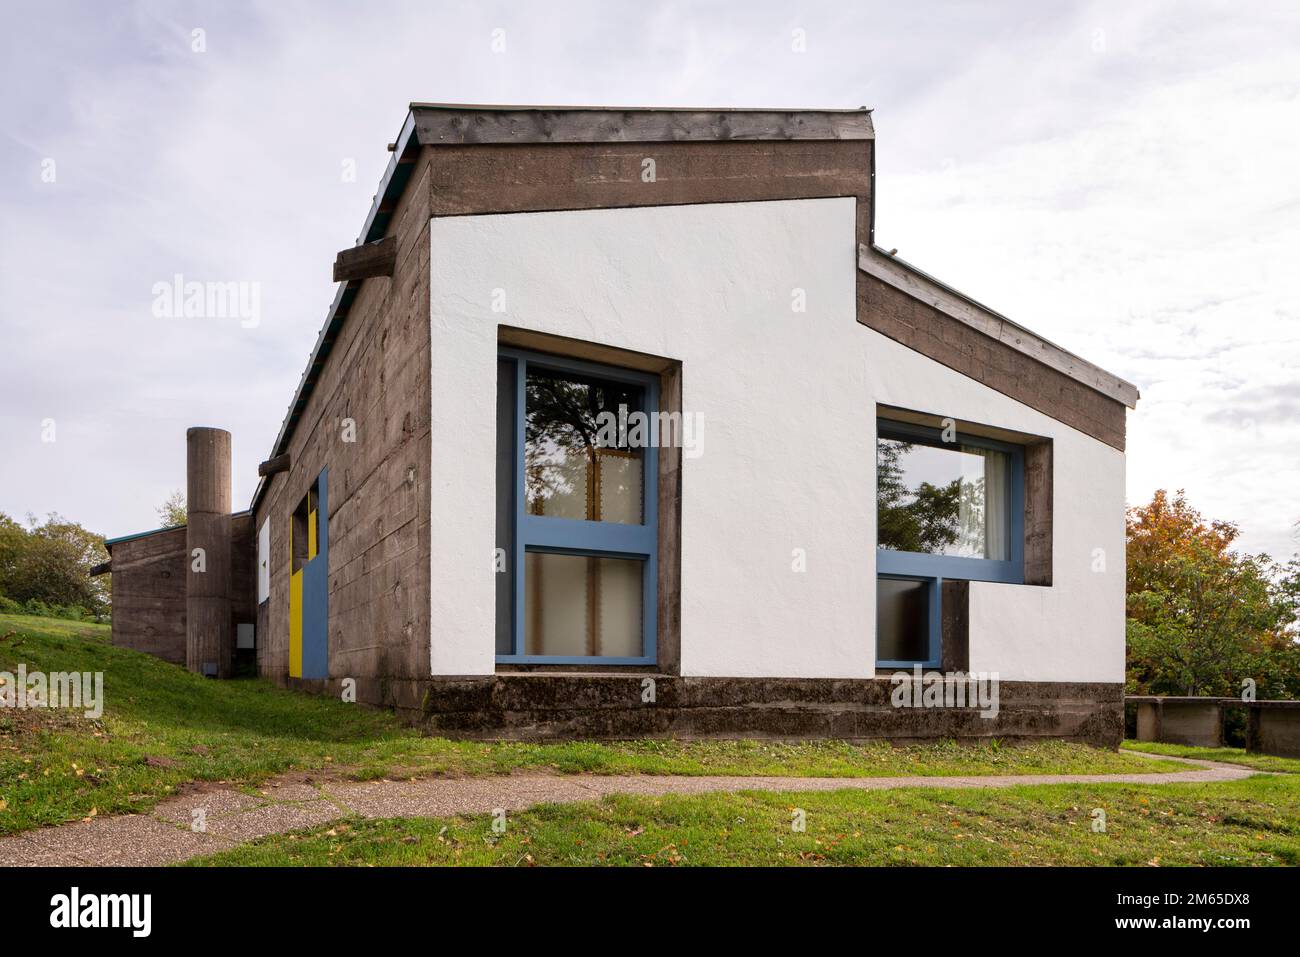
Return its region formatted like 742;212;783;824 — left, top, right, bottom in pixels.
1247;701;1300;758
416;676;1123;746
1131;697;1226;748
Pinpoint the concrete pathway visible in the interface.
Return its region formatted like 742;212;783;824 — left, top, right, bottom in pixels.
0;756;1258;867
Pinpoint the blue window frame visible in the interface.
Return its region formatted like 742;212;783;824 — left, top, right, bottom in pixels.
876;417;1025;668
496;348;658;665
876;574;942;670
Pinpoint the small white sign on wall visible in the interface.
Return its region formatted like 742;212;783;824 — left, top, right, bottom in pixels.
257;518;270;604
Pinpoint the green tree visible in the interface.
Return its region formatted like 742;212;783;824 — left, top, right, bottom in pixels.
0;511;110;618
157;490;186;527
876;439;962;554
1125;490;1300;699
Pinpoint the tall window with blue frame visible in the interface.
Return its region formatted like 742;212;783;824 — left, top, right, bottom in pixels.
876;417;1025;668
496;349;658;665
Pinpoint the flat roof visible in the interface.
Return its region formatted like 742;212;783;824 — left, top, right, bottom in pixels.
105;509;250;549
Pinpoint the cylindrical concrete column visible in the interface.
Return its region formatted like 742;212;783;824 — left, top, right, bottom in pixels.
186;427;233;678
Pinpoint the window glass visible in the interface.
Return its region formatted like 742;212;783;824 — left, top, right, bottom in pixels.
525;367;644;525
524;552;643;657
877;437;1010;560
877;578;930;663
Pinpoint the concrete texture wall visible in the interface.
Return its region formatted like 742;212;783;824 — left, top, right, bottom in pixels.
429;197;1126;682
109;513;255;668
252;148;434;707
109;526;188;664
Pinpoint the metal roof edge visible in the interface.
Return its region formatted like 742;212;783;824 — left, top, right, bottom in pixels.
251;110;420;515
104;509;251;549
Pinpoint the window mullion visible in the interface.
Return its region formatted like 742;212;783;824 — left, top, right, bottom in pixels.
513;356;527;657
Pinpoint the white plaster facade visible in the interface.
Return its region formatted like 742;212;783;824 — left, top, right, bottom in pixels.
429;197;1125;683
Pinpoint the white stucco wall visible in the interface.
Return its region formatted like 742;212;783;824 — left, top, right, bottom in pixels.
429;197;1125;682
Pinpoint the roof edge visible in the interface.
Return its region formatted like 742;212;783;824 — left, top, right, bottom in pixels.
105;509;252;549
411;104;874;145
858;244;1140;409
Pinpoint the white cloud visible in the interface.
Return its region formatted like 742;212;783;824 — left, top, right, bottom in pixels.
1;0;1296;560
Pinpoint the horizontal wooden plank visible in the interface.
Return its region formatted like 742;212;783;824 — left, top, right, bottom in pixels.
414;107;873;146
257;452;291;477
859;244;1140;409
333;236;397;282
429;140;872;217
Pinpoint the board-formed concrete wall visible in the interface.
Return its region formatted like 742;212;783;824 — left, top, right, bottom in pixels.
109;526;188;664
429;197;1126;682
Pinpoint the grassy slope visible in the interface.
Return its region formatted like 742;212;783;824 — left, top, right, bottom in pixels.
190;774;1300;867
2;613;1183;835
1122;740;1300;774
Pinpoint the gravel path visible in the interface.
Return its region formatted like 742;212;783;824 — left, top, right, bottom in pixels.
0;755;1257;866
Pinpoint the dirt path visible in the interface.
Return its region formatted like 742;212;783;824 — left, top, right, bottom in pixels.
0;757;1258;867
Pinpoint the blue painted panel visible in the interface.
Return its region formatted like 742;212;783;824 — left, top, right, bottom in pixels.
521;515;654;556
301;469;329;679
877;549;1021;584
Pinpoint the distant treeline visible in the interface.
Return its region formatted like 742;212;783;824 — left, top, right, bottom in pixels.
0;512;110;622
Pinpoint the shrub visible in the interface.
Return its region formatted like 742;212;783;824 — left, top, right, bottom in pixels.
22;597;52;617
0;594;20;614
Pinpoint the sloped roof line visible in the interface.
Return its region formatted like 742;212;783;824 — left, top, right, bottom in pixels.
250;103;1137;514
859;244;1140;408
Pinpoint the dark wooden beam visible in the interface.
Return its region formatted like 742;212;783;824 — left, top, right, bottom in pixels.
333;236;396;282
412;107;874;146
89;561;112;577
257;452;291;477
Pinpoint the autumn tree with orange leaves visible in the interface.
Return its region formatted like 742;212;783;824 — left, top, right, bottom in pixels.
1126;490;1300;698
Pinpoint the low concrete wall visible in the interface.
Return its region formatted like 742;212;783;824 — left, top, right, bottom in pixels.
1131;697;1224;748
415;676;1124;746
1247;702;1300;759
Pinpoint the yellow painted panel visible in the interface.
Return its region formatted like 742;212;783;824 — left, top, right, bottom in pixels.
307;508;317;561
289;569;303;678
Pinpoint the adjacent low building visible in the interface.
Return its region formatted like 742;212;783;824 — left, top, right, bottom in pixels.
101;103;1139;744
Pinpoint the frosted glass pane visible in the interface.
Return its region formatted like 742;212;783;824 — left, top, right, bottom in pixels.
597;450;642;525
525;552;643;657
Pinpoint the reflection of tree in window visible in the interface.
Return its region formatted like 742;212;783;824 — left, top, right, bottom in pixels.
878;439;961;553
525;369;643;525
877;438;1002;559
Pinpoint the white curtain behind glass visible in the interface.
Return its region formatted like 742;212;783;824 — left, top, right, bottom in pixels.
958;446;1009;560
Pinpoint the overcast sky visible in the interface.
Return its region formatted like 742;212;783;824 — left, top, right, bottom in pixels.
1;0;1297;560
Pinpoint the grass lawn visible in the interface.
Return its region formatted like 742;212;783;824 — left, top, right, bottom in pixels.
2;613;1185;836
1122;740;1300;774
188;773;1300;867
